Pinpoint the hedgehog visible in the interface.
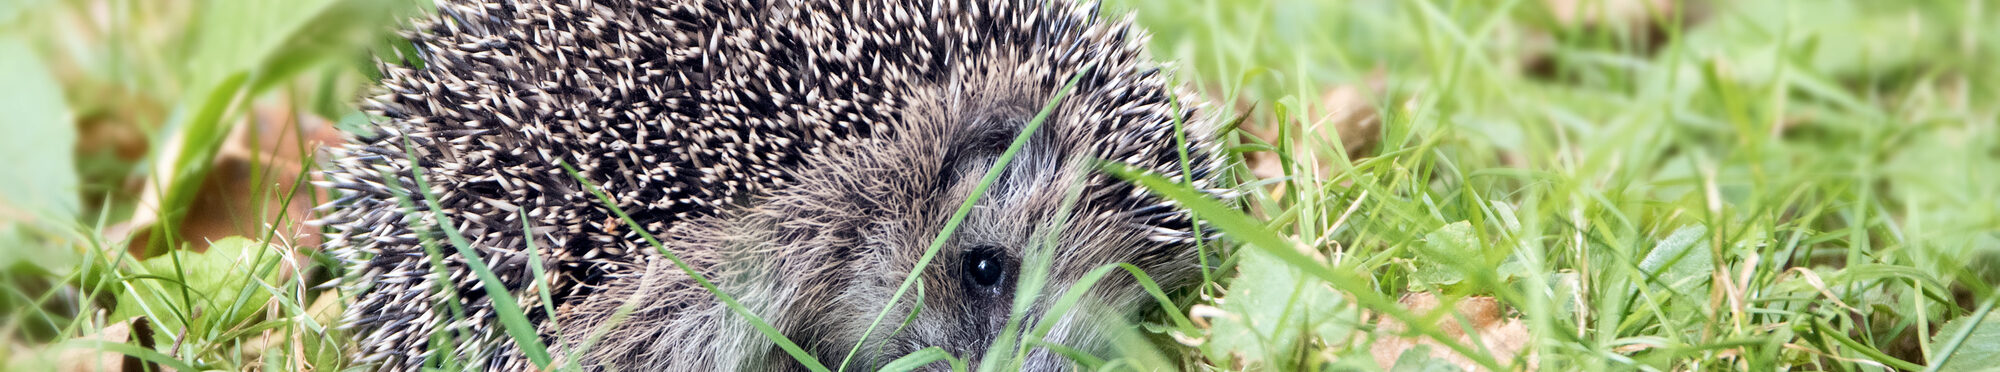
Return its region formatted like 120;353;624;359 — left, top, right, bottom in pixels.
316;0;1228;370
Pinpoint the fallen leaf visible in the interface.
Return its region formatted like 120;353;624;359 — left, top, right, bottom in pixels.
1370;293;1535;372
1524;0;1709;77
1316;82;1384;160
1243;78;1387;183
53;317;156;372
122;104;339;256
1544;0;1678;27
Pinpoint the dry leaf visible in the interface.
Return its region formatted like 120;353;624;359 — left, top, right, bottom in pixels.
121;104;340;256
1243;78;1387;183
1369;293;1535;372
1543;0;1677;27
1316;83;1384;161
54;317;158;372
1524;0;1708;78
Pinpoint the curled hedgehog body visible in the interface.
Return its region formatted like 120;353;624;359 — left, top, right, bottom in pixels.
319;0;1227;370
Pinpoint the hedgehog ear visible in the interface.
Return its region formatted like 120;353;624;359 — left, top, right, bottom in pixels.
961;104;1037;157
968;121;1022;155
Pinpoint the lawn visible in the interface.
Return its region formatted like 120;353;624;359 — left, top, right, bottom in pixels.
1;0;1995;370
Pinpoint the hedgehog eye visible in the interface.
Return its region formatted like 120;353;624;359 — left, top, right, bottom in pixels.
961;246;1009;290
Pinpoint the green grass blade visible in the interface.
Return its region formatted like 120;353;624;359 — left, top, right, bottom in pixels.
1106;164;1505;372
878;346;968;372
398;138;554;369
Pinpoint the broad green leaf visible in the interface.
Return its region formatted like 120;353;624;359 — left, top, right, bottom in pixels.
1410;221;1478;289
113;236;284;337
182;0;412;91
1638;225;1712;294
1932;313;2000;372
0;37;79;223
1203;248;1357;367
183;0;332;83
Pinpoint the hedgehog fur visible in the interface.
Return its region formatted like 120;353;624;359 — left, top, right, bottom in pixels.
318;0;1229;370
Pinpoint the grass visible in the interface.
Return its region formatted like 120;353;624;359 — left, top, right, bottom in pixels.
2;0;1997;370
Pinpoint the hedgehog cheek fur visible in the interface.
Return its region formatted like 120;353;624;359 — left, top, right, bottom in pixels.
784;86;1204;369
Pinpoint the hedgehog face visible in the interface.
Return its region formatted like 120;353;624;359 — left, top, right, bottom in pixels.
846;101;1080;367
745;69;1211;370
550;82;1211;369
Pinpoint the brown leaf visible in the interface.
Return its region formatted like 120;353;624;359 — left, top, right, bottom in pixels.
1317;83;1385;161
122;104;339;256
1242;78;1387;183
1525;0;1709;77
1369;293;1535;372
1543;0;1678;27
53;317;159;372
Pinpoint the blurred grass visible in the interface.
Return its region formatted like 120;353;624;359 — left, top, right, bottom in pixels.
0;0;1996;370
1111;0;2000;370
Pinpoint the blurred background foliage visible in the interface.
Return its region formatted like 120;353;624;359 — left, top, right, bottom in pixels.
0;0;1996;370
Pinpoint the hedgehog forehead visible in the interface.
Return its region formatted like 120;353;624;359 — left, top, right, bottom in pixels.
882;55;1198;252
